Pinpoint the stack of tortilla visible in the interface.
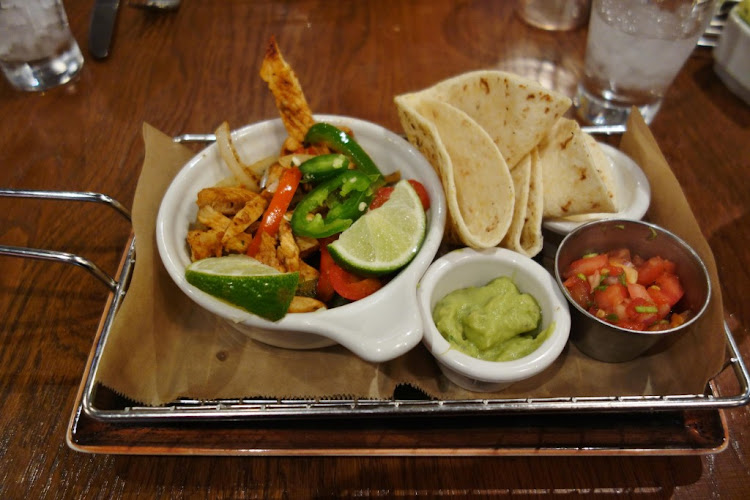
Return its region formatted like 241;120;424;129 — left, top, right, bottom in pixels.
395;70;617;257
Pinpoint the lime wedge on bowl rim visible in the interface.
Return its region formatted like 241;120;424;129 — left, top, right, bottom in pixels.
185;254;299;322
328;179;427;275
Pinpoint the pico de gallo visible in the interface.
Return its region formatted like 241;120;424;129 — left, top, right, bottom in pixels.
561;248;690;331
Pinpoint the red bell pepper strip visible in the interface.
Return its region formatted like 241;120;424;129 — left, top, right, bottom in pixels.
369;186;395;210
246;167;302;257
328;259;382;301
317;244;336;303
407;180;431;211
369;180;430;211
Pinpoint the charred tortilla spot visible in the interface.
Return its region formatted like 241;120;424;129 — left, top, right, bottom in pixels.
486;215;500;232
480;78;490;94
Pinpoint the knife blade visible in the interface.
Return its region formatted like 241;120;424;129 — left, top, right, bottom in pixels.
88;0;121;60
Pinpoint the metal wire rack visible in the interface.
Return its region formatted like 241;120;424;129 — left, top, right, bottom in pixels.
2;188;748;424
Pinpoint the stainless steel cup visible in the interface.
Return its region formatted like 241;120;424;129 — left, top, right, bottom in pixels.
554;219;711;363
0;0;84;91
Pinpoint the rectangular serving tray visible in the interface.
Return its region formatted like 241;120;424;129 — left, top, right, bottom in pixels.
0;189;745;455
76;236;749;423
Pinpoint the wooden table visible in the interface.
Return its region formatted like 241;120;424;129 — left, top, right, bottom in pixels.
1;1;748;497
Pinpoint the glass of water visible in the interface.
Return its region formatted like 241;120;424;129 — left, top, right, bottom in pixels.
576;0;717;126
0;0;84;92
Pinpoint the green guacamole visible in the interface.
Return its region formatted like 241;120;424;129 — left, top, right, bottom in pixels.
432;276;552;362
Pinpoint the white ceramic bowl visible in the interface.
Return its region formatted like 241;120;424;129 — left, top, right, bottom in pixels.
714;6;750;106
156;115;446;363
543;143;651;235
417;247;571;392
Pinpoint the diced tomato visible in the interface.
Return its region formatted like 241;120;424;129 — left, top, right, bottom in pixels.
593;283;628;311
407;180;431;211
563;275;591;309
619;320;646;331
656;301;672;318
625;297;659;328
612;302;628;322
654;273;684;306
564;253;609;279
646;286;674;317
637;256;666;285
369;186;395;209
605;265;624;278
607;248;631;261
563;247;691;333
627;283;651;302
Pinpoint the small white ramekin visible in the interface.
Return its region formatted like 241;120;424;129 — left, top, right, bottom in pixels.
417;247;571;392
714;6;750;106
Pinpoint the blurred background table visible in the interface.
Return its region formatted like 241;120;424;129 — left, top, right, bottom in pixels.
1;0;748;497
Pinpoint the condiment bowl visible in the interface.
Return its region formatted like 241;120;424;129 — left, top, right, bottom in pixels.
554;219;711;363
417;247;571;392
156;115;446;363
714;4;750;106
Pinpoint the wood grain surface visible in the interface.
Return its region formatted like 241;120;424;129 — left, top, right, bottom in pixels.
1;1;749;498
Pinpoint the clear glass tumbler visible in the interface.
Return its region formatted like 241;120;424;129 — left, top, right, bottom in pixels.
576;0;717;125
0;0;84;92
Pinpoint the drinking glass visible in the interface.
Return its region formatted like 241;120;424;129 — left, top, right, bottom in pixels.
518;0;591;31
0;0;84;92
576;0;717;125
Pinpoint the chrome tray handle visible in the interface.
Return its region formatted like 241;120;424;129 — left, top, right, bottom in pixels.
0;188;132;293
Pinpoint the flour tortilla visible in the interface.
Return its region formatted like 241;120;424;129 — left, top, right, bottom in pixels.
584;133;618;206
502;154;531;253
539;118;617;218
521;149;544;255
415;70;572;168
501;148;544;257
395;95;515;248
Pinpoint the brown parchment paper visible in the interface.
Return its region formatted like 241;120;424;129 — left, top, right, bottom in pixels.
95;115;726;406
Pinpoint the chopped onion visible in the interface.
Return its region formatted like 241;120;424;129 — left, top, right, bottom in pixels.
215;122;260;191
278;154;314;168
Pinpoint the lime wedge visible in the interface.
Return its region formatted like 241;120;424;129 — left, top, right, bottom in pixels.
328;179;426;275
185;254;299;321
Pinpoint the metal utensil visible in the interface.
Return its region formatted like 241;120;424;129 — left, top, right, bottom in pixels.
88;0;121;60
128;0;181;11
172;124;629;145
